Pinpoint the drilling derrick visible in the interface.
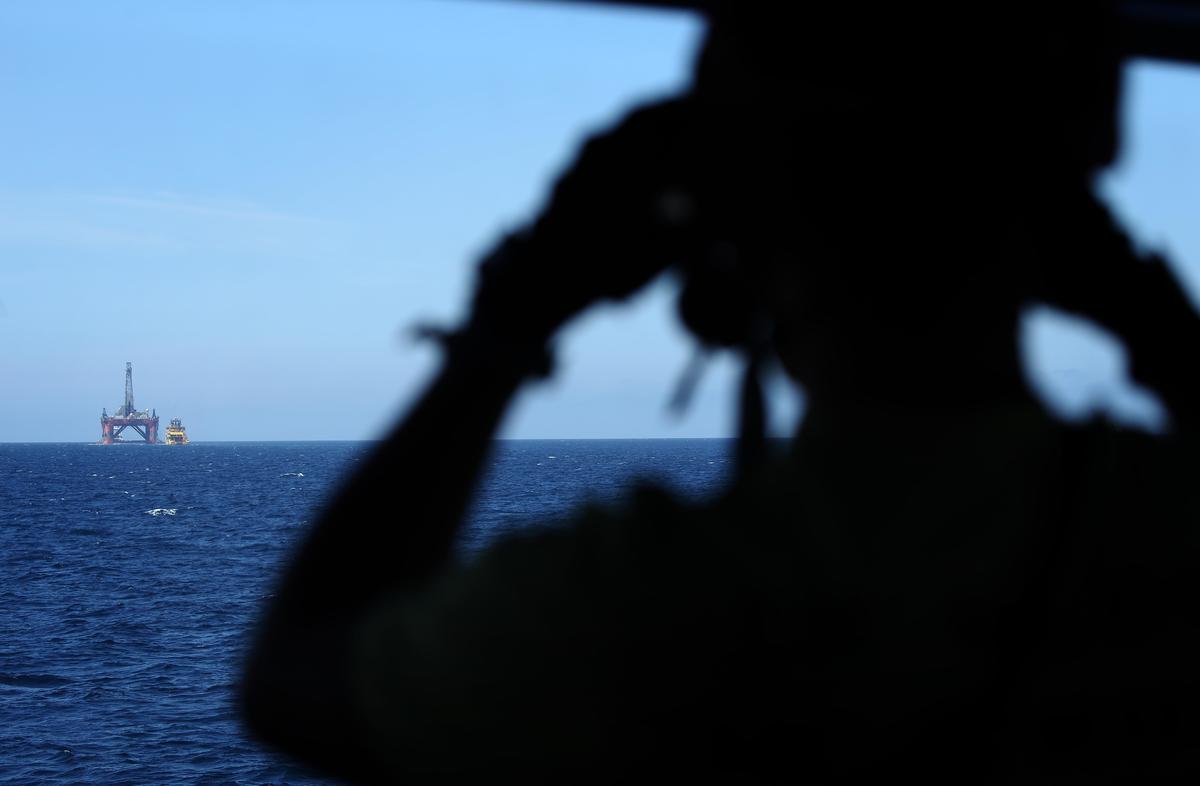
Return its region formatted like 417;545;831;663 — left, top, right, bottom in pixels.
99;362;159;444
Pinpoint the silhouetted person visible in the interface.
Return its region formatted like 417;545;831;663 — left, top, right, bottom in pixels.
243;2;1200;781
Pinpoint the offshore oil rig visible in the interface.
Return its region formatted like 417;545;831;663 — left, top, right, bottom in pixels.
99;362;159;444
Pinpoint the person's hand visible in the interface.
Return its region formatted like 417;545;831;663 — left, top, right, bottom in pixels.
465;99;702;342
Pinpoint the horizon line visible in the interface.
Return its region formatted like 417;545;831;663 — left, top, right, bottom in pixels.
0;436;753;445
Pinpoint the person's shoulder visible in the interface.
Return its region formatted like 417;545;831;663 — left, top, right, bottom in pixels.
349;481;750;777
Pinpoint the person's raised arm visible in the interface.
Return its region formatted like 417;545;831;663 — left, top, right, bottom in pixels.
241;277;552;781
240;98;696;781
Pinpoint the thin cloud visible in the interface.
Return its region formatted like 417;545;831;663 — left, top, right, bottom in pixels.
75;191;338;227
0;213;177;251
0;190;343;256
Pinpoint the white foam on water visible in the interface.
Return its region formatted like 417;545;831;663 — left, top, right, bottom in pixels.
144;508;177;517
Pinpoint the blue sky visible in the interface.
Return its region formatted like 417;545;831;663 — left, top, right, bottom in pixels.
0;1;1197;441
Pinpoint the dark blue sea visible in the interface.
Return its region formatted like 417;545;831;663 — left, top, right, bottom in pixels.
0;440;734;785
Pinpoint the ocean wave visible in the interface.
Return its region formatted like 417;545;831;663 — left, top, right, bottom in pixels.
280;472;304;477
144;508;177;517
0;672;73;689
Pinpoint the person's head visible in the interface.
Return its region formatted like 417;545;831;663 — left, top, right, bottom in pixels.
692;2;1123;172
676;2;1125;408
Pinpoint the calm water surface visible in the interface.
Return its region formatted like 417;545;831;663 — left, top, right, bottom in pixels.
0;440;733;785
